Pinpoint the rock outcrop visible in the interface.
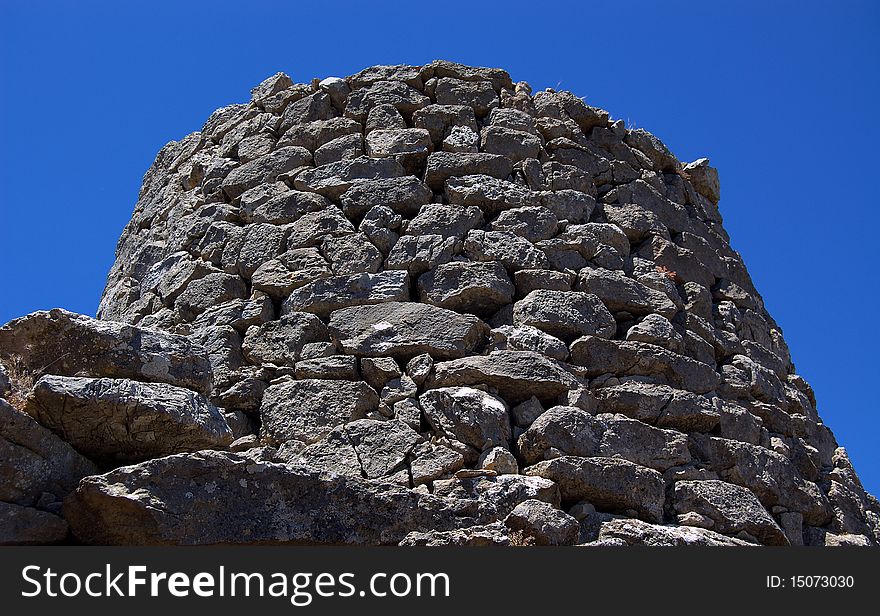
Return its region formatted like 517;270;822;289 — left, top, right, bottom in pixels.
1;61;877;546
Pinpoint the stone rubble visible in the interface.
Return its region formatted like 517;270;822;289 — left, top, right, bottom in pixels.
0;61;876;546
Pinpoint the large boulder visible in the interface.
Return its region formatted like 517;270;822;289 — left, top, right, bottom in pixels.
62;450;487;545
23;375;232;463
0;309;213;395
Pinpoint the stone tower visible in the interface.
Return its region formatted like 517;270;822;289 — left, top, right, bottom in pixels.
1;61;876;546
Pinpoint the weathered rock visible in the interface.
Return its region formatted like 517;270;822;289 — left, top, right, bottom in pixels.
242;312;328;366
526;455;665;522
704;437;831;525
430;350;581;403
489;325;569;362
282;270;410;317
0;502;69;545
672;480;788;545
418;261;514;315
340;176;433;218
570;336;720;394
424;152;513;190
490;206;558;241
0;398;98;507
406;203;483;239
294;157;407;198
344;80;430;122
445;174;542;213
385;234;457;275
221;146;312;199
513;290;616;341
593;518;753;546
328;302;487;360
420;386;511;452
505;499;579;546
481;126;542;163
683;158;720;204
577;268;678;319
464;229;549;271
432;474;560;519
518;406;690;471
62;450;486;545
399;523;509;546
24;375;232;463
594;382;720;433
259;378;379;444
0;309;213;395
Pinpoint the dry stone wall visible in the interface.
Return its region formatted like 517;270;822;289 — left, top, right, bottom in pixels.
1;61;877;546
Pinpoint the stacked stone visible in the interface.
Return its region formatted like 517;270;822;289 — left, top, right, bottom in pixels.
1;61;877;546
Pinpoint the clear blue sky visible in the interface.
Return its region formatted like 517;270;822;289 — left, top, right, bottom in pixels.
1;0;878;495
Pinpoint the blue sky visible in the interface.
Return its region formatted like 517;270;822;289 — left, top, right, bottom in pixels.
1;0;878;495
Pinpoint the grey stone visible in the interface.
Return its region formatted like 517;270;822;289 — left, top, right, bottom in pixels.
418;261;514;315
489;325;569;362
525;455;665;522
445;175;542;213
420;386;511;451
259;378;379;444
672;480;788;545
464;230;549;271
442;125;479;153
578;268;678;319
435;78;498;117
626;313;684;353
0;398;98;507
490;206;558;241
594;382;720;433
344;81;430;122
424;152;513;190
342;176;433;218
412;104;479;146
429;350;581;404
328;302;487;360
282;270;410;317
518;406;691;472
481;126;542;163
242;313;328;366
0;309;212;395
294;355;359;380
505;499;579;546
406;203;483;239
364;103;408;134
513;290;616;341
61;450;486;545
294;157;407;199
360;357;401;391
570;336;721;394
321;233;383;275
385;234;457;275
400;523;509;546
221;147;312;199
25;375;232;463
594;518;753;547
313;133;363;166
